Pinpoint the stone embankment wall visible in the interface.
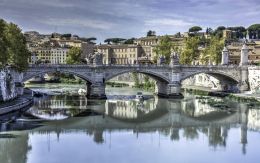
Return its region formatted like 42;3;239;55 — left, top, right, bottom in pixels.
248;67;260;93
0;67;23;102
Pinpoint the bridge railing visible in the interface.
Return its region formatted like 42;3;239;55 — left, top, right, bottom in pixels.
28;64;249;69
28;64;173;68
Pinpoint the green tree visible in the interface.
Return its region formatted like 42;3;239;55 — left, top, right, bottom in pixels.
213;26;226;38
206;27;214;35
180;37;200;64
0;19;8;68
104;38;126;44
124;38;135;44
248;24;260;39
61;33;72;39
227;26;246;39
5;22;30;71
147;30;156;37
202;36;224;64
189;26;202;33
154;35;172;63
66;47;82;64
132;72;140;87
82;37;97;43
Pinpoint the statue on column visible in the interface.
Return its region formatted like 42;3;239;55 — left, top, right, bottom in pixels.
170;52;180;66
93;52;103;66
157;55;166;65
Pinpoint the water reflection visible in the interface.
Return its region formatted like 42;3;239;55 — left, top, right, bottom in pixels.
1;94;260;163
28;95;90;120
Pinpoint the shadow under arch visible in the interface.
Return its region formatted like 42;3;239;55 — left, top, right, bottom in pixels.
22;69;94;83
181;71;239;84
105;69;170;84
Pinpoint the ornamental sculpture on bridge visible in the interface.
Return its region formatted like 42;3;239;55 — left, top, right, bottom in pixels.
157;55;166;65
93;52;103;66
170;52;180;66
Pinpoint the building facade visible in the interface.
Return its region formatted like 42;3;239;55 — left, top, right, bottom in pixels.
97;44;141;64
95;35;184;65
28;48;69;64
228;41;260;65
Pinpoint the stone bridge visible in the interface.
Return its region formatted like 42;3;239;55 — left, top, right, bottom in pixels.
21;64;249;99
20;45;255;99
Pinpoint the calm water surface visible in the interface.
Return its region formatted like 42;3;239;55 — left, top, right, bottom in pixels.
1;84;260;163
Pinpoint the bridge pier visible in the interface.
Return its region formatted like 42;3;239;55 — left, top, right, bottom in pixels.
86;82;106;99
156;81;183;98
238;67;249;92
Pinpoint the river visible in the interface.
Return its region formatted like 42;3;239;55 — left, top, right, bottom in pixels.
1;83;260;163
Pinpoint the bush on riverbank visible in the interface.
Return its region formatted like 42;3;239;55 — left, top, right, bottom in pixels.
106;82;129;87
60;77;84;84
133;82;155;91
227;94;260;107
51;73;84;84
184;88;209;96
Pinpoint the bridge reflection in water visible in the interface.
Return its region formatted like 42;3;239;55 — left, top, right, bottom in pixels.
1;95;260;162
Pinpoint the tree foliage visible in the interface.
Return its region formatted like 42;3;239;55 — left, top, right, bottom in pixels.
66;47;82;64
124;38;135;44
189;26;202;33
104;38;126;44
248;24;260;39
0;19;8;68
213;26;226;38
147;30;156;37
180;37;200;64
227;26;246;39
0;19;30;71
61;33;72;39
132;72;140;87
85;37;97;42
154;35;173;63
201;36;224;65
248;24;260;31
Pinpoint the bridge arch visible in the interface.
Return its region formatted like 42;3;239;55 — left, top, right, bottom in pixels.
180;69;241;92
22;69;94;83
105;69;170;83
181;71;239;83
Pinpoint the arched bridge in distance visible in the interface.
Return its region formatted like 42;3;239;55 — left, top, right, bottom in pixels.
20;63;249;99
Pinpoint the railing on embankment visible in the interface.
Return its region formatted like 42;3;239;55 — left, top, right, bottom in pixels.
0;98;33;115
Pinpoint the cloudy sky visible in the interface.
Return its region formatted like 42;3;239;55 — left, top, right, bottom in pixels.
0;0;259;42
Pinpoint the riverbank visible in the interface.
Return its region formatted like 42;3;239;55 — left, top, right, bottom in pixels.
183;85;260;102
0;91;33;115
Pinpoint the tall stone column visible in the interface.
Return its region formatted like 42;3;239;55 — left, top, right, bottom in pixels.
240;43;249;66
238;67;249;92
221;46;229;65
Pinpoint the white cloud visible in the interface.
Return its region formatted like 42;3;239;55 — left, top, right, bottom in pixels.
145;18;193;27
39;18;116;30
